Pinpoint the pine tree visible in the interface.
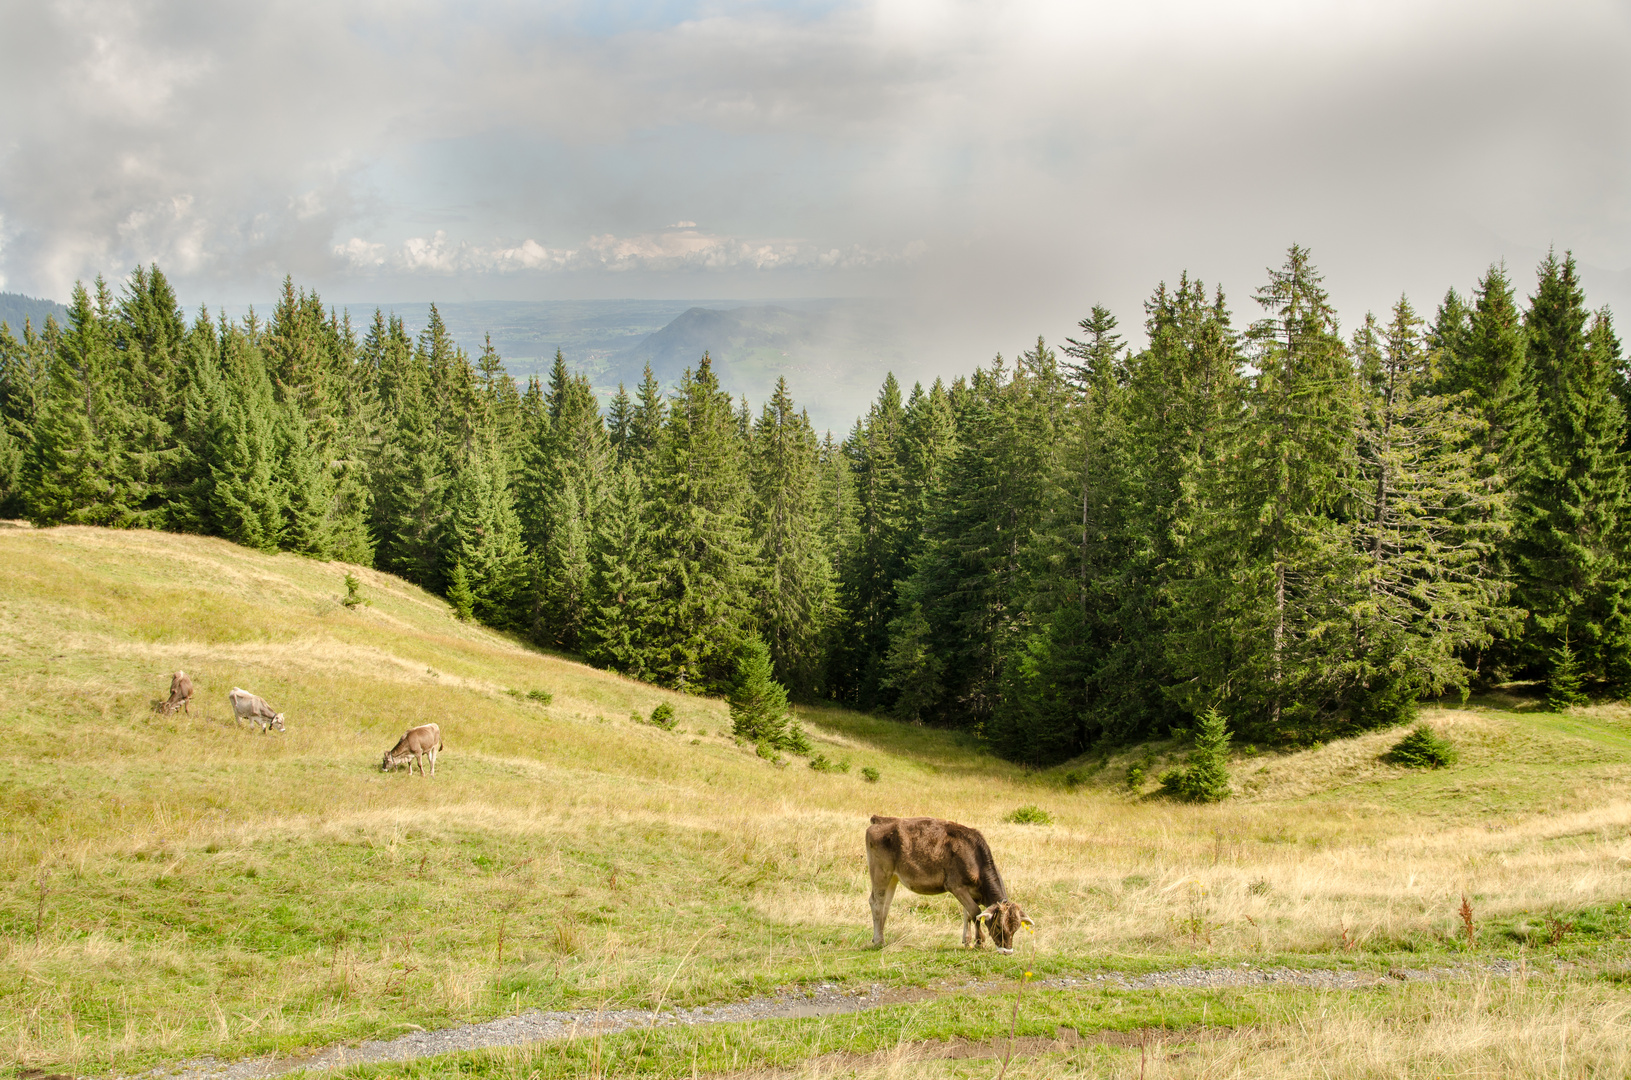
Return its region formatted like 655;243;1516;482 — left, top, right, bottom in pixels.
583;462;652;675
749;377;834;696
444;438;527;627
1546;632;1588;711
1112;276;1243;739
371;316;449;589
835;374;908;707
26;281;149;527
640;355;758;691
1158;707;1232;802
1169;249;1358;733
1349;297;1512;722
447;560;475;621
1512;255;1630;680
201;321;286;551
729;635;809;753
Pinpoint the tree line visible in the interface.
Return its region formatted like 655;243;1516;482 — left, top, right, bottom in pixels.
1;247;1625;762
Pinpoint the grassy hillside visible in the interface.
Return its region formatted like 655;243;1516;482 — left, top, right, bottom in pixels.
3;525;1631;1077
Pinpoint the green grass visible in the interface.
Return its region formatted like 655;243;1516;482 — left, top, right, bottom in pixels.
3;525;1631;1077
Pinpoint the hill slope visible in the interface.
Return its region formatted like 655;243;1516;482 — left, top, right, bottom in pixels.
0;290;68;334
3;525;1630;1076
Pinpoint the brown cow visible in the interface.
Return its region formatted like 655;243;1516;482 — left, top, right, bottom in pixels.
381;722;442;776
865;815;1031;952
160;670;194;715
229;687;285;733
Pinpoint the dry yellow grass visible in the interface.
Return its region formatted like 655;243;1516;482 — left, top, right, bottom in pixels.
3;525;1631;1076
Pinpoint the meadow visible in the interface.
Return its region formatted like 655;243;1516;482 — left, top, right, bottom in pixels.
2;525;1629;1078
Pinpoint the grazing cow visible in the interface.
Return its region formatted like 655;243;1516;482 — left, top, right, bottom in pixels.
229;687;285;733
160;670;194;715
381;722;443;776
865;815;1032;952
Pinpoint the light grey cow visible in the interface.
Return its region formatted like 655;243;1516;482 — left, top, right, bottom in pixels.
381;722;442;776
229;687;285;733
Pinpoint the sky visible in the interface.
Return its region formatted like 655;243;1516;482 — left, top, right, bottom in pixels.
2;0;1629;364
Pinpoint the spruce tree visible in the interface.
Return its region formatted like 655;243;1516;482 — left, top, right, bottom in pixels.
1169;249;1358;733
729;635;809;753
835;374;908;707
749;377;834;696
640;355;758;691
1350;297;1512;721
583;462;652;674
26;281;148;527
1513;255;1630;681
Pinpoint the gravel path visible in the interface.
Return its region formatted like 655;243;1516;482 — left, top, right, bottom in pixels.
135;959;1524;1080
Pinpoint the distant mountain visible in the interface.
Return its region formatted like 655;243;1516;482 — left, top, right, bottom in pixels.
0;292;69;335
228;296;929;434
614;300;915;433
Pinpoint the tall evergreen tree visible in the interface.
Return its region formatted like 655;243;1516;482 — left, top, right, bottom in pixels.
1168;248;1358;731
749;377;834;696
640;355;758;691
1512;255;1630;680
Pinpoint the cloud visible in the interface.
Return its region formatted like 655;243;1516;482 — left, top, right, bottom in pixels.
0;0;1626;353
333;226;921;276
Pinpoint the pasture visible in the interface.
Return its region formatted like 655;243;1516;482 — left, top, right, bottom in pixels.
2;525;1629;1078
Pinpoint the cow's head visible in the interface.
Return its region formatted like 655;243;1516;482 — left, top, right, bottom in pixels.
381;750;403;771
976;901;1033;953
269;713;285;733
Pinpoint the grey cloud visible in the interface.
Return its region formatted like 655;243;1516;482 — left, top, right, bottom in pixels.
1;0;1627;364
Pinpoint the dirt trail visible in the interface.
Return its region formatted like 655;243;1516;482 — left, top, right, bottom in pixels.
135;959;1522;1080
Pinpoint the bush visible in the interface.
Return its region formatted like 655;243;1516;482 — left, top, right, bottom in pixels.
1157;707;1232;802
1125;762;1146;790
808;753;850;773
1383;724;1457;769
1005;805;1053;825
526;689;553;705
861;766;880;783
649;702;676;729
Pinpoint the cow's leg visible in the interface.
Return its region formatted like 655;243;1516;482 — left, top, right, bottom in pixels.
427;746;437;776
868;860;898;948
946;884;983;947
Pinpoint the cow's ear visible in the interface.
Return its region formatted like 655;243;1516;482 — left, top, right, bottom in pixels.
1020;918;1034;929
977;911;991;923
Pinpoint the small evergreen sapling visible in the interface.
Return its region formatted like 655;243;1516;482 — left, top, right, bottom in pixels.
728;636;809;753
447;561;475;622
649;702;676;729
341;572;367;608
1157;707;1232;802
1546;636;1588;712
1383;724;1458;768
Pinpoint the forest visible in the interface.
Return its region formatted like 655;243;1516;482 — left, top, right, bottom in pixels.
0;247;1625;764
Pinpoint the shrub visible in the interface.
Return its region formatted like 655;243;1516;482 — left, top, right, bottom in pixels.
1125;762;1146;790
1547;638;1588;712
649;702;676;729
1158;707;1232;802
1005;805;1053;825
808;753;849;773
861;766;880;783
1383;724;1457;769
526;689;553;705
